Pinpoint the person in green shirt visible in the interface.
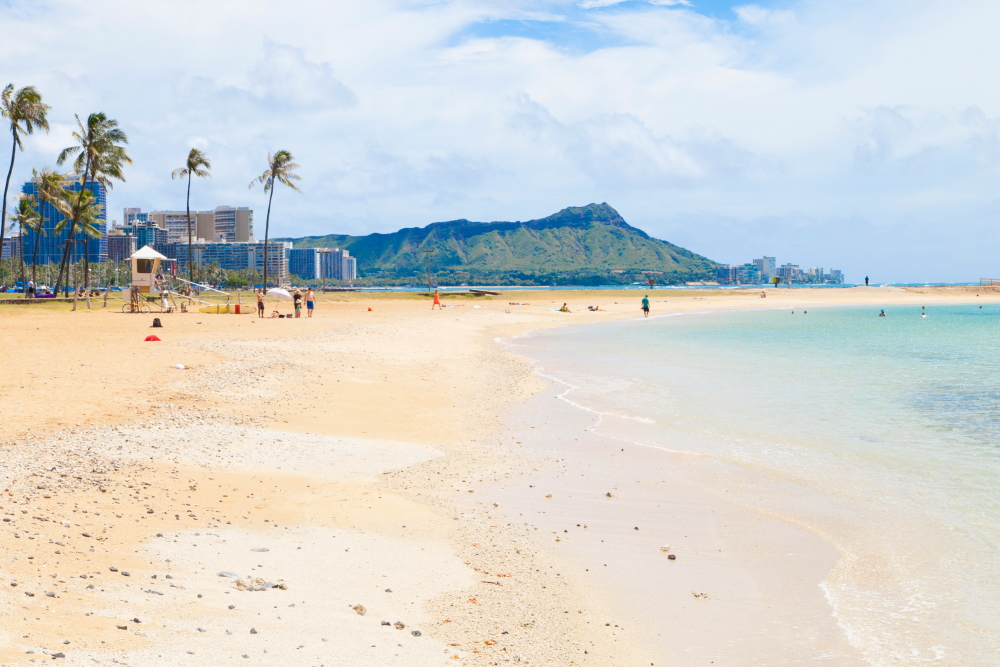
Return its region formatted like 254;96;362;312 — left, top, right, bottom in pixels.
641;295;650;318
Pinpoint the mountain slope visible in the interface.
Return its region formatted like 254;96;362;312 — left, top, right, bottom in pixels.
283;203;719;284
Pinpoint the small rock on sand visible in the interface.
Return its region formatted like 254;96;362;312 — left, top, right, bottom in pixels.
352;605;367;616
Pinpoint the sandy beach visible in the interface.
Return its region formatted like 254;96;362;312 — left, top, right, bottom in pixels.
1;285;996;666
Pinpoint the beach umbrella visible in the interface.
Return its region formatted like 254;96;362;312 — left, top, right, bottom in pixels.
266;288;292;300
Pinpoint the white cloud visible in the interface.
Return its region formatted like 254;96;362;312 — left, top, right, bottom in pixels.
0;0;998;281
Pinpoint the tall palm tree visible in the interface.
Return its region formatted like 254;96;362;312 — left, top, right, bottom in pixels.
249;150;301;290
171;148;211;284
30;168;66;284
55;189;103;309
54;112;130;296
0;84;50;275
6;193;38;290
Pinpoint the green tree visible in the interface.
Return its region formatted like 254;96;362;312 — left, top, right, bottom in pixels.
54;113;130;296
55;188;103;307
0;84;50;275
6;193;39;289
249;150;301;289
171;148;211;284
30;168;67;284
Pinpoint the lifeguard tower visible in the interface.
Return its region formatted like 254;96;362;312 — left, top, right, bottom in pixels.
127;245;171;296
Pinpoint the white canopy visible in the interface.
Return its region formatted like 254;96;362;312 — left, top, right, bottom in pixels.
130;245;168;260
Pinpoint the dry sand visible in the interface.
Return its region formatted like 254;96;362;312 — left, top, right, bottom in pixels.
1;285;996;666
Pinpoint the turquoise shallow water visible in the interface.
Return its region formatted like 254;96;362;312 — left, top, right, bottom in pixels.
511;304;1000;666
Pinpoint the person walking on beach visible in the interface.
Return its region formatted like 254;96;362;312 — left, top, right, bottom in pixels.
293;289;303;318
256;289;265;318
432;287;442;310
641;295;650;318
865;276;869;286
306;287;315;318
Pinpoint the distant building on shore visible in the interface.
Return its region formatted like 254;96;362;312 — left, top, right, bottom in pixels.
163;240;291;285
718;257;844;285
132;206;254;244
289;247;356;281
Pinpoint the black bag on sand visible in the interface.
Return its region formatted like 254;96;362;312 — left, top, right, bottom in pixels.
151;318;163;328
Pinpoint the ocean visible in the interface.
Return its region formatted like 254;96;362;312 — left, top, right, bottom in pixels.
503;303;1000;666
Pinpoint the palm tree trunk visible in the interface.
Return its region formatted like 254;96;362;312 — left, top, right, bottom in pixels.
263;184;275;291
84;234;91;309
186;172;194;283
19;221;26;294
54;162;91;295
32;193;43;285
0;129;16;274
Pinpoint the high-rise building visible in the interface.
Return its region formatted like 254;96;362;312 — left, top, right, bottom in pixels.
341;254;357;281
106;230;137;261
22;176;107;265
2;234;20;260
288;247;322;279
123;208;144;225
753;256;776;283
166;240;290;285
211;206;253;242
738;263;760;284
137;206;253;244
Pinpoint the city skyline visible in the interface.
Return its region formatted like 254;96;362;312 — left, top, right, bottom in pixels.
2;0;997;284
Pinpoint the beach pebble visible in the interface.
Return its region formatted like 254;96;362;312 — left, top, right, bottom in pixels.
218;571;238;578
352;604;367;616
52;652;65;659
394;621;405;630
249;628;257;634
381;621;391;626
175;364;185;370
411;630;422;637
667;554;676;560
660;545;670;553
250;548;269;552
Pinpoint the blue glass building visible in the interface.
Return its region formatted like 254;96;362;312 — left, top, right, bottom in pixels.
21;178;108;265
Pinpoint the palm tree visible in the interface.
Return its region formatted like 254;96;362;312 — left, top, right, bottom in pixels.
249;150;301;290
30;168;66;285
55;189;103;309
54;113;130;296
171;148;211;284
0;84;50;276
6;193;38;289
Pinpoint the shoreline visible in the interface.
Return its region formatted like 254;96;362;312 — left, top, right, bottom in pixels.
2;287;998;665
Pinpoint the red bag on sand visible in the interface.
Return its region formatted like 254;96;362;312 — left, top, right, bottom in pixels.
144;335;161;342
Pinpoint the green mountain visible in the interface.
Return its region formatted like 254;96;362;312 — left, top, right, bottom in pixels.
281;203;719;285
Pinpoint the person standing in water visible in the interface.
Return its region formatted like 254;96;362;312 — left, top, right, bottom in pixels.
641;295;650;318
865;276;869;286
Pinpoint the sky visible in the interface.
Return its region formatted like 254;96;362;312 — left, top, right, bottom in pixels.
2;0;998;283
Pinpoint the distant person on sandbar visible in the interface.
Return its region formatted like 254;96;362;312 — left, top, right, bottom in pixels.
559;303;571;313
306;288;315;318
432;288;442;310
256;289;265;318
865;276;869;286
641;295;650;318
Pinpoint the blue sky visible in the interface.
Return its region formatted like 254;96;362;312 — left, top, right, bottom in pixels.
1;0;998;282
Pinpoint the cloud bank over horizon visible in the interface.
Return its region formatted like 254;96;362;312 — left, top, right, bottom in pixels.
2;0;998;282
